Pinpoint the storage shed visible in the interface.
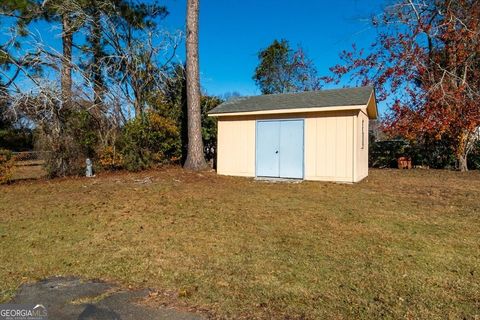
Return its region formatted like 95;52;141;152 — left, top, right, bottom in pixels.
208;86;378;183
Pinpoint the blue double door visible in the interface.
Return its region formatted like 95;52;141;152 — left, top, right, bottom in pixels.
256;119;304;179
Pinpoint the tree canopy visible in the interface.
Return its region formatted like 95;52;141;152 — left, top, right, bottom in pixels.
0;0;220;177
253;39;320;95
326;0;480;171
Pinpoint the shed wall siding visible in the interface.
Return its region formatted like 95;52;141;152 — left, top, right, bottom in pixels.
355;110;369;182
304;112;355;182
216;111;358;182
217;118;255;177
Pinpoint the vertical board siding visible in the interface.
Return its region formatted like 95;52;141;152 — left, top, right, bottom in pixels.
217;118;255;176
355;110;369;182
217;111;358;182
305;112;355;182
335;116;347;178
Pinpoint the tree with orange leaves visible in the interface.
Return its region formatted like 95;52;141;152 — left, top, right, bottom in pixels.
326;0;480;171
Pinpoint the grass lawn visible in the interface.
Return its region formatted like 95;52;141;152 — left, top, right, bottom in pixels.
0;168;479;319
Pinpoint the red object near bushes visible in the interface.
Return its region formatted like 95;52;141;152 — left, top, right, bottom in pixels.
397;156;412;169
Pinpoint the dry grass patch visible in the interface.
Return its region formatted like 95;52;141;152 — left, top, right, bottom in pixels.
0;168;479;319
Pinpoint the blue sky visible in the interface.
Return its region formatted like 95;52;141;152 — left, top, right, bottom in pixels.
1;0;389;112
162;0;386;99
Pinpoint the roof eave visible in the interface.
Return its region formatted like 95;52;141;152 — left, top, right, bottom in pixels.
208;104;367;117
366;90;378;120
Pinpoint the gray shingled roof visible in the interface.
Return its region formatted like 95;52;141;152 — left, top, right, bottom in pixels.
209;86;374;115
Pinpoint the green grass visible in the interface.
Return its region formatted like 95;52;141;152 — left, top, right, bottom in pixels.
0;168;479;319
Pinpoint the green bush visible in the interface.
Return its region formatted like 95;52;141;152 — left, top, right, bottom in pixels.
0;128;33;151
120;112;181;171
369;139;408;168
201;96;221;162
468;140;480;170
369;133;462;169
68;109;99;158
36;109;99;178
37;133;85;178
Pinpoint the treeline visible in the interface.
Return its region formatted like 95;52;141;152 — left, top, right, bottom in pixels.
0;0;220;177
369;125;480;170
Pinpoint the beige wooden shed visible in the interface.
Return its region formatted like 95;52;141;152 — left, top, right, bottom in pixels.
208;87;378;183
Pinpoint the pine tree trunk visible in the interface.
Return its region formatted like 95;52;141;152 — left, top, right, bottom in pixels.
61;15;73;107
91;5;103;107
58;14;73;177
184;0;207;170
